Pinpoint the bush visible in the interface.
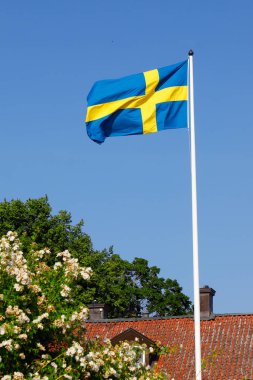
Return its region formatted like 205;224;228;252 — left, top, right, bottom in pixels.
0;232;166;379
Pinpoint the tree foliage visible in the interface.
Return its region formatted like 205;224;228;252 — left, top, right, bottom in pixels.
0;197;192;317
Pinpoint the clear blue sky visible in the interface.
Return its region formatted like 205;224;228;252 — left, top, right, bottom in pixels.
1;0;253;314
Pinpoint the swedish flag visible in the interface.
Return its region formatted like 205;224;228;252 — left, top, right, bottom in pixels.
85;60;188;144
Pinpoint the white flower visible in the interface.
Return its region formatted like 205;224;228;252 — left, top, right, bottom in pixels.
38;250;45;257
5;306;30;324
70;307;89;323
108;367;117;375
57;250;71;259
7;231;16;242
51;362;58;372
18;333;28;340
66;346;76;357
37;343;46;351
13;372;24;380
6;231;15;237
14;283;24;292
54;262;62;270
60;284;71;298
29;284;41;293
89;362;100;372
0;326;5;335
31;373;40;380
66;341;83;359
37;295;46;305
13;325;21;334
80;270;90;280
80;267;92;280
0;339;13;351
32;312;49;324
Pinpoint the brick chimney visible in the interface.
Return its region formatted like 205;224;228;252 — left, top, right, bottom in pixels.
87;301;110;320
200;286;216;319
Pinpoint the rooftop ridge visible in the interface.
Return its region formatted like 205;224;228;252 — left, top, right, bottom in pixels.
86;312;253;323
86;315;192;323
215;312;253;316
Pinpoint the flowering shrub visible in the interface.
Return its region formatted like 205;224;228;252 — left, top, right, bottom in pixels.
0;232;167;379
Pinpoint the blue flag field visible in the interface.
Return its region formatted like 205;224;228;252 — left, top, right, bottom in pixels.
86;60;188;143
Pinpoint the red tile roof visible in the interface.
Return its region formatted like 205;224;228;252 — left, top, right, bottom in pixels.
85;314;253;380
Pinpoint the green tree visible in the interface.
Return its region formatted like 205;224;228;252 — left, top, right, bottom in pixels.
0;197;192;317
131;257;192;316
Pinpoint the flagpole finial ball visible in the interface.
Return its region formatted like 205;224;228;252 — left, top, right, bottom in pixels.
188;50;194;56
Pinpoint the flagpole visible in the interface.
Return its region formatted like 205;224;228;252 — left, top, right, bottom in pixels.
188;50;202;380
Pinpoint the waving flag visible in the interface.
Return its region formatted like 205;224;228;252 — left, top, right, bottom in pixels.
85;60;188;143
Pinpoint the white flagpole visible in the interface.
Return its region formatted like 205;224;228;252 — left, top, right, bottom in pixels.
188;50;202;380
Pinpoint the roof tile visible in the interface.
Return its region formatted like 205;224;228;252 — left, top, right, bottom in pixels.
85;315;253;379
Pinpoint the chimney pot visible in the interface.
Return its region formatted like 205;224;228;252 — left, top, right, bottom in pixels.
200;286;216;319
87;303;110;320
